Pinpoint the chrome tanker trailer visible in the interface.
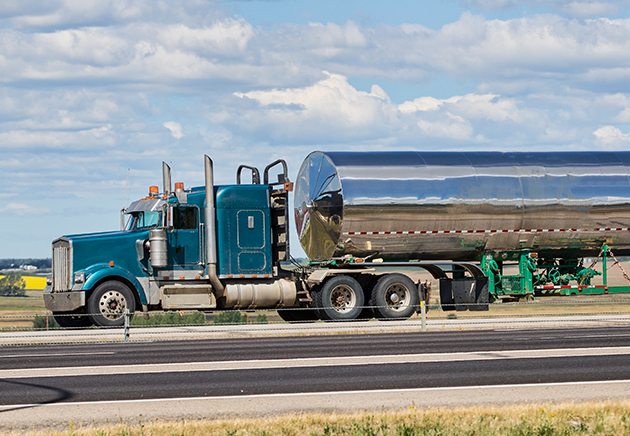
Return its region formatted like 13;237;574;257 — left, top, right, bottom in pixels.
45;150;630;327
292;151;630;317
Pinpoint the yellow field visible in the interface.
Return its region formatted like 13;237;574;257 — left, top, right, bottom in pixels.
0;275;46;290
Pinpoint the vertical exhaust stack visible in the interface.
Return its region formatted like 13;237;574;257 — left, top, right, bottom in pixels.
162;162;172;196
204;155;225;296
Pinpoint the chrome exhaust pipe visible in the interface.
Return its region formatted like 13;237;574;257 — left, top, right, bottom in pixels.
204;155;224;296
162;162;171;195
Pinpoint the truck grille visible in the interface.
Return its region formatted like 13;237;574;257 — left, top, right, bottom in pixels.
52;239;72;291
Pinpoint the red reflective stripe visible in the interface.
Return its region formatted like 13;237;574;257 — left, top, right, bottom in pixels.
344;227;629;236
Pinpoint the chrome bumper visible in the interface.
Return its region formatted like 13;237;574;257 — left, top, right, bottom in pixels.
43;291;85;312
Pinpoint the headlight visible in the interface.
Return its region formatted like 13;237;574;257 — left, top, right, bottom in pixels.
74;272;86;284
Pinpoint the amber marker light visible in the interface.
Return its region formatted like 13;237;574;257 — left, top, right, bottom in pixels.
109;261;114;267
175;182;184;190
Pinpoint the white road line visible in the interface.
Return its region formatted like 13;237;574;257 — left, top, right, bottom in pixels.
2;346;630;379
2;379;630;410
0;352;116;359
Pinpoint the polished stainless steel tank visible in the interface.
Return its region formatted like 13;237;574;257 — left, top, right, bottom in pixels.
294;151;630;262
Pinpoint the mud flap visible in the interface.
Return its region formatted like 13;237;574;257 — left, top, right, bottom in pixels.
439;278;489;311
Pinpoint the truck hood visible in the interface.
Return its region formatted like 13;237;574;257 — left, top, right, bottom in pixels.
61;230;151;278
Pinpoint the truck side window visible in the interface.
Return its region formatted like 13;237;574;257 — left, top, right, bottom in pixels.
126;211;160;230
173;207;197;230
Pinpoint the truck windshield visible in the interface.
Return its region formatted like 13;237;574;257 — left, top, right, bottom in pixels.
126;211;160;230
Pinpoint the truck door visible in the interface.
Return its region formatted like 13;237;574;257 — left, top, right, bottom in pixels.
167;205;201;269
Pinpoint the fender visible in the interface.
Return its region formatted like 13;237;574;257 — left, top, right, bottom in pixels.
82;263;148;305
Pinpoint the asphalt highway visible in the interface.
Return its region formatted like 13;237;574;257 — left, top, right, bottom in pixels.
3;326;630;430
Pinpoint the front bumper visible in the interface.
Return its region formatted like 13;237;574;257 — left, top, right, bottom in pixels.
43;291;85;312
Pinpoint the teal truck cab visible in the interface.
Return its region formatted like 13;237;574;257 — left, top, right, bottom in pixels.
44;156;299;327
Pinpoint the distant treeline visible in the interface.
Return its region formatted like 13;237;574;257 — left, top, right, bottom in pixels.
0;258;51;270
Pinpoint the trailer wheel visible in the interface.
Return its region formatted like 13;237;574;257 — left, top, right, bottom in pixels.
313;276;364;321
53;311;93;328
277;308;318;323
370;273;419;320
87;281;136;327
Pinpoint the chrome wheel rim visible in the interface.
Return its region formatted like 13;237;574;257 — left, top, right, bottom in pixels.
98;290;127;320
329;285;356;313
385;284;410;312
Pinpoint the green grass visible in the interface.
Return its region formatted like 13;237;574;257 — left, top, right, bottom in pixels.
131;312;206;326
5;400;630;436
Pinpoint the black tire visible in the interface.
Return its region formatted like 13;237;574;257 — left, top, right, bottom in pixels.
277;308;319;323
87;281;136;327
370;273;419;320
357;279;376;321
53;311;93;328
312;275;364;321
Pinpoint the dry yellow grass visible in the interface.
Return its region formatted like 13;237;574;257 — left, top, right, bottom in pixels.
4;400;630;436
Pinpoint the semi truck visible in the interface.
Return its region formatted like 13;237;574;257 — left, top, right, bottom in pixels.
44;151;630;327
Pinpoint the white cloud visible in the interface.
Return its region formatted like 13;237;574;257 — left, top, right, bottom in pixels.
5;0;222;29
0;202;51;216
2;11;630;94
2;3;630;257
561;2;620;17
163;121;184;139
399;94;533;123
593;125;630;146
225;73;552;143
417;114;475;140
460;0;622;17
613;107;630;122
232;72;399;142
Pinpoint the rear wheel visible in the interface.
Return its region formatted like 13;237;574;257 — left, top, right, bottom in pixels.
277;308;319;323
312;276;364;321
370;273;419;320
87;281;136;327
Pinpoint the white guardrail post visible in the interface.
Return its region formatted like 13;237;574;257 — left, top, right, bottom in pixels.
421;301;426;332
124;309;130;342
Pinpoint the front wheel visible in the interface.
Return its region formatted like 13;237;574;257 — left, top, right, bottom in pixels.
312;276;364;321
87;281;136;327
370;273;419;320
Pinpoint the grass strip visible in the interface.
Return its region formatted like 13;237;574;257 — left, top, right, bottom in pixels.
5;400;630;436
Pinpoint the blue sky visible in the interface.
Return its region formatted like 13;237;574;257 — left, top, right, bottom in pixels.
2;0;630;258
